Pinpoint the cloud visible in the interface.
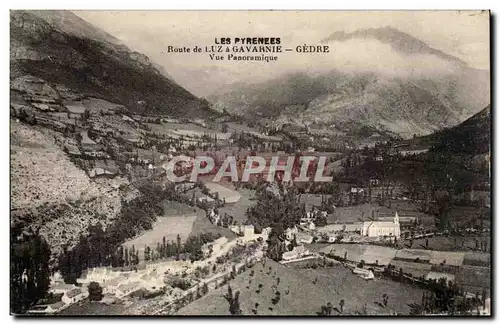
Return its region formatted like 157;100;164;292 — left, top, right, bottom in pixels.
73;11;489;96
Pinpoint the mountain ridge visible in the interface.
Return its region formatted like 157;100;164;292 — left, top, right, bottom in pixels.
210;27;489;140
10;10;214;118
321;26;468;67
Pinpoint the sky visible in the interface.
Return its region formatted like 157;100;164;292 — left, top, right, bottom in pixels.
74;10;490;97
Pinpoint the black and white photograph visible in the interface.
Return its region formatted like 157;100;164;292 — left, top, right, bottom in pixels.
9;9;491;316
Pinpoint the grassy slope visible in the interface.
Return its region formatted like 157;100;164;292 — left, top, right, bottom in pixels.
176;259;426;315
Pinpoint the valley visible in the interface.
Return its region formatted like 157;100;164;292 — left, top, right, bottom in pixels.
9;10;491;317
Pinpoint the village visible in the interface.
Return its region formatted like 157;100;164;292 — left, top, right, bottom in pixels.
26;183;490;316
11;73;490;317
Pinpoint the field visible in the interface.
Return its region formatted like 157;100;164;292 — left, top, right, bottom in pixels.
177;258;426;315
189;213;238;241
329;202;435;225
205;182;241;203
447;206;490;229
122;199;238;257
146;121;230;142
122;216;197;253
296;267;427;315
361;246;397;265
59;300;130;315
455;265;491;296
317;244;367;263
428;251;465;267
389;260;432;278
404;236;490;252
463;252;491;267
311;243;490;297
394;249;432;262
300;194;333;210
225;121;282;141
161;200;237;240
318;244;397;266
217;188;257;223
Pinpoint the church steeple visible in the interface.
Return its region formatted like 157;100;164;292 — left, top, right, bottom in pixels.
394;212;400;225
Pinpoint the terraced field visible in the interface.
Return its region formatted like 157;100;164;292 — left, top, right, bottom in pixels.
310;243;490;296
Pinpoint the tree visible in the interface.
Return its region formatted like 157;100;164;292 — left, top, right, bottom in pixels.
325;302;333;315
382;293;389;307
11;228;51;314
176;234;182;259
81;108;90;123
266;227;286;261
231;265;237;279
223;284;242;315
88;282;104;301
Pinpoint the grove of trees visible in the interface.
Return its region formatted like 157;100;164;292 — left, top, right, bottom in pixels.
10;225;51;314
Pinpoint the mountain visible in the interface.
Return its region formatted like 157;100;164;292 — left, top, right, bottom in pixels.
10;10;214;117
209;27;489;139
425;105;491;155
321;26;468;67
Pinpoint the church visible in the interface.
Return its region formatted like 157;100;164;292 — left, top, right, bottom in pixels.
361;212;401;239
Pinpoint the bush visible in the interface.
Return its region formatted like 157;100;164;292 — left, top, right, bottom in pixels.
88;282;103;301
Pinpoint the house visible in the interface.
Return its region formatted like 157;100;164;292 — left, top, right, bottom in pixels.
282;245;310;261
229;225;241;234
353;268;375;280
202;236;228;257
361;212;401;239
62;288;85;304
230;225;255;238
27;301;67;314
104;277;124;294
198;196;214;204
49;283;76;295
116;281;141;298
79;267;117;284
285;226;298;241
140;274;163;292
243;225;255;238
261;227;272;240
327;235;337;243
298;234;314;244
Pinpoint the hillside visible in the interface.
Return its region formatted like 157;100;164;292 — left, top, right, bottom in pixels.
176;259;426;315
10;10;214;117
209;27;489;139
424;105;491;155
9;10;220;260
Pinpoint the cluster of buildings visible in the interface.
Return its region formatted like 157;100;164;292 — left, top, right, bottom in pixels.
314;212;402;242
28;224;270;314
276;211;403;263
27;275;89;314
